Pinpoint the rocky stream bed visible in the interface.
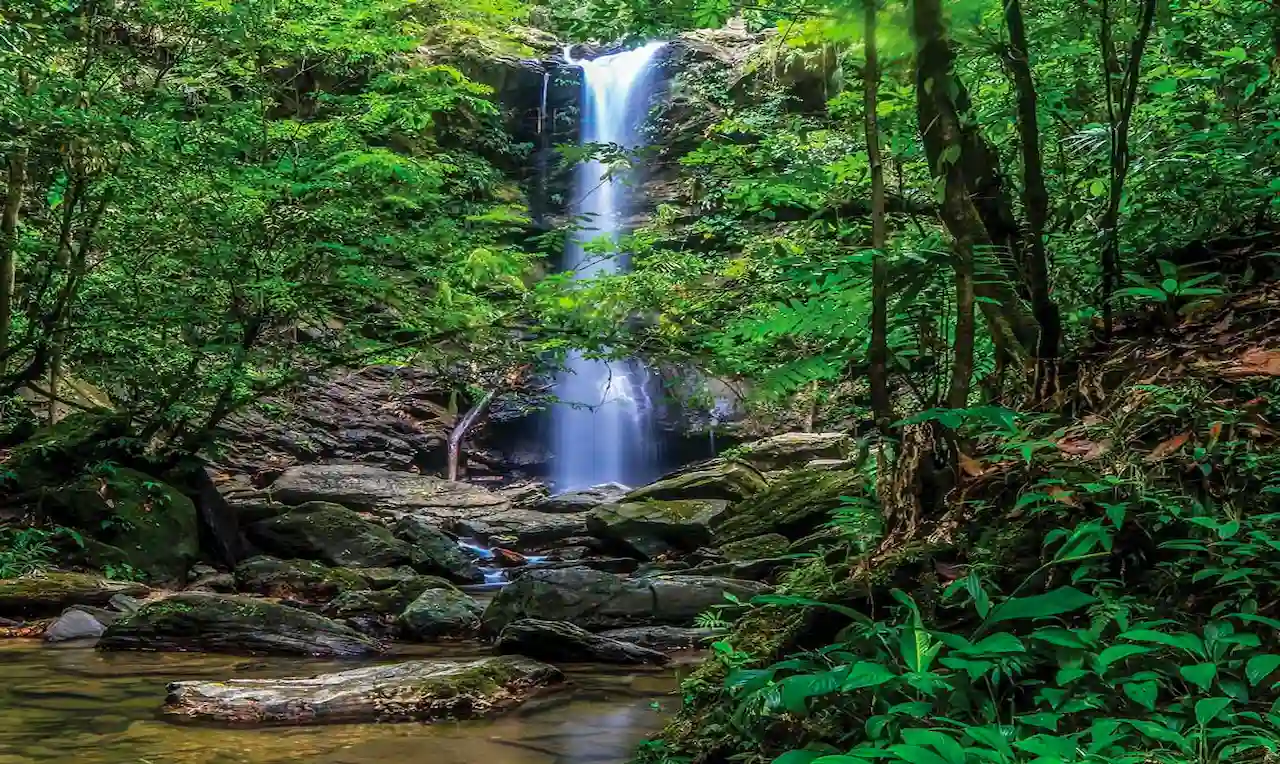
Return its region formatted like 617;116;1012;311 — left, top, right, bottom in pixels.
0;432;856;763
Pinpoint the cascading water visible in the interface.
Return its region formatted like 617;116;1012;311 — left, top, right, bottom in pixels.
552;42;666;491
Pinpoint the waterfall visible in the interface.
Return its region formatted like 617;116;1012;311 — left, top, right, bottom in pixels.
552;42;665;491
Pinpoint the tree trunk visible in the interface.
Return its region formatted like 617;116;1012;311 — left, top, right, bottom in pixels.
948;249;976;409
1002;0;1062;399
0;150;27;382
1099;0;1157;338
866;0;893;432
912;0;1036;366
447;389;497;482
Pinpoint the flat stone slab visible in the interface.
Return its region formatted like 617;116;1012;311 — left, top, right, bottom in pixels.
163;655;563;725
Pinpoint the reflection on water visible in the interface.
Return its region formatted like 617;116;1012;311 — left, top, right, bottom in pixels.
0;641;682;764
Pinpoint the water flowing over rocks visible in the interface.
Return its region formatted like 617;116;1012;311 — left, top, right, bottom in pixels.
98;593;385;657
163;655;563;725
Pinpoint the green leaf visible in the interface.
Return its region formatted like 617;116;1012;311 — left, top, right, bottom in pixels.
1150;78;1178;94
842;661;898;690
901;730;966;764
886;744;951;764
1097;644;1155;670
1123;681;1158;711
1120;629;1205;657
1180;662;1218;691
1245;655;1280;686
1195;697;1233;725
1019;712;1062;731
773;751;829;764
961;632;1026;655
986;587;1096;625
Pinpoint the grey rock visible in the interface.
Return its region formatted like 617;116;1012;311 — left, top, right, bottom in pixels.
482;566;769;633
398;588;484;640
497;619;669;664
599;625;724;651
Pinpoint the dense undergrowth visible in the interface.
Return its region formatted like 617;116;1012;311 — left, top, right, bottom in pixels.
638;277;1280;764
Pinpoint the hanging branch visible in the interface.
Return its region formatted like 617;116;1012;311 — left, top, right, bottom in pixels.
1099;0;1158;339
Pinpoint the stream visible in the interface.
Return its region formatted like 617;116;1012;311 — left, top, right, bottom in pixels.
0;641;684;764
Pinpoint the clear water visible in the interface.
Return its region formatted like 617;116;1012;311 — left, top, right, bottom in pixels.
552;44;666;491
0;641;681;763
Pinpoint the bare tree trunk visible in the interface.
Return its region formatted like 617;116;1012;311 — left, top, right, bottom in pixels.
1099;0;1157;338
1002;0;1062;399
46;178;83;425
447;390;497;482
866;0;893;433
0;149;27;382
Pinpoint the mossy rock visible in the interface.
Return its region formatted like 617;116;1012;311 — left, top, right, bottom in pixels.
98;592;384;656
586;500;730;559
719;533;790;561
398;588;483;640
731;432;851;472
622;459;767;504
323;576;456;620
393;516;484;583
0;572;149;618
3;412;133;491
233;555;368;601
164;655;563;724
245;503;414;569
712;468;865;544
48;468;199;582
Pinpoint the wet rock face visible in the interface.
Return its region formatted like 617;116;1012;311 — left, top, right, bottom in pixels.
163;655;564;725
481;566;769;633
533;483;630;513
98;593;384;657
264;465;508;514
497;619;669;665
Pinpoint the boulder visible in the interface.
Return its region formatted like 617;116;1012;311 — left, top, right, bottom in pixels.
392;516;484;583
586;500;729;559
497;619;669;664
733;432;851;472
599;625;724;651
245;503;413;568
482;567;769;633
713;468;865;544
622;460;766;504
719;533;790;561
0;573;149;618
98;593;384;656
323;577;454;620
534;483;629;513
233;556;367;601
398;588;484;639
164;655;563;725
359;566;421;589
51;468;199;581
44;606;118;643
261;465;581;550
265;464;507;514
